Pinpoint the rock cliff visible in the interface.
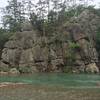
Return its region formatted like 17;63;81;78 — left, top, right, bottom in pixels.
0;10;99;74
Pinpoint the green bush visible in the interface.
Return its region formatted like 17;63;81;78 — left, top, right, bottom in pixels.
64;42;80;67
18;66;32;73
69;42;80;50
0;28;13;51
63;42;80;73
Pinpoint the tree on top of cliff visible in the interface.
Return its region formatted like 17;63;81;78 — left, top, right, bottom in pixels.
2;0;25;32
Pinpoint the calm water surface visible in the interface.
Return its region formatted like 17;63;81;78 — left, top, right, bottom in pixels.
0;73;100;87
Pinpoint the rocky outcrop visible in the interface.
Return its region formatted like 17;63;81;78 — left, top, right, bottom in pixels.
0;29;65;73
0;10;99;74
62;9;100;73
63;23;99;73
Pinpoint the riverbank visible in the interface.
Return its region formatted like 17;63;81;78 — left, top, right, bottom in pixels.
0;84;100;100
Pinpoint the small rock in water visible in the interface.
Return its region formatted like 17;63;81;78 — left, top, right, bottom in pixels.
9;68;20;75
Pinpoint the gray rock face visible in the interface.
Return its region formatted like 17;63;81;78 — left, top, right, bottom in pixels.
65;23;99;73
0;10;99;73
77;9;100;42
0;30;65;73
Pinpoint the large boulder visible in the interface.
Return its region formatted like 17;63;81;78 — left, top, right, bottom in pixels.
9;68;20;75
86;63;99;73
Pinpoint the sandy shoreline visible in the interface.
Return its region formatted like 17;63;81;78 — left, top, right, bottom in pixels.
0;83;100;100
0;82;28;88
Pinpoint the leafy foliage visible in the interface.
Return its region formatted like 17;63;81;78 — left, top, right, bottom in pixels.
0;28;12;49
2;0;25;32
67;42;78;64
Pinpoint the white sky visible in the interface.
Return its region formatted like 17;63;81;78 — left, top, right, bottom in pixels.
0;0;100;25
0;0;100;8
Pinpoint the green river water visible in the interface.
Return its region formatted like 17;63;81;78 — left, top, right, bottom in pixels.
0;73;100;100
0;73;100;88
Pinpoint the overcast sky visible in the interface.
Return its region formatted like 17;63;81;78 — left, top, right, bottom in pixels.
0;0;100;7
0;0;100;25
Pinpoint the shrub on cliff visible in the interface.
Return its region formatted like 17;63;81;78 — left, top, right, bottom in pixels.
0;28;12;49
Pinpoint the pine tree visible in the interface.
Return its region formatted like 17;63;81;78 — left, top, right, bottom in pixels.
2;0;25;32
36;0;47;36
